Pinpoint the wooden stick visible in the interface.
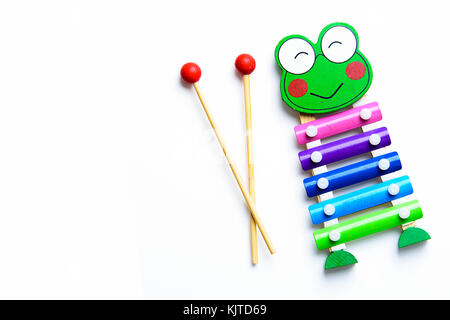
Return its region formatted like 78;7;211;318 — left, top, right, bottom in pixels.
243;75;258;264
299;113;345;253
193;82;276;254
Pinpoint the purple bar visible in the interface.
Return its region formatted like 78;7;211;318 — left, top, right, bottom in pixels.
299;127;391;171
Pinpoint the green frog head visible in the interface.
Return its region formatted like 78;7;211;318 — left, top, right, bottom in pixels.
275;22;372;114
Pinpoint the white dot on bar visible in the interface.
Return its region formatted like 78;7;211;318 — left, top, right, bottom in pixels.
306;125;318;138
317;177;329;190
399;207;410;219
378;158;390;171
324;204;335;216
369;133;381;146
311;151;323;163
388;183;400;196
360;108;372;120
329;230;341;242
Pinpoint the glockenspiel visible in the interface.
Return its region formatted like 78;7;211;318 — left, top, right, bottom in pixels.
274;22;430;270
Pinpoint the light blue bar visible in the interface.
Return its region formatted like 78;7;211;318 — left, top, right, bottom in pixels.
309;175;413;225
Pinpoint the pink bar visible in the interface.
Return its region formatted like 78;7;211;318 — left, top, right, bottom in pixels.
294;102;382;145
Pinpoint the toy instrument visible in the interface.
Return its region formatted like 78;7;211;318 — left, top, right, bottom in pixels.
275;22;430;269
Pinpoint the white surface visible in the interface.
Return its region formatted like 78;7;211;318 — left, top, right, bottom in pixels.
317;177;329;190
360;108;372;120
399;208;411;220
311;151;323;163
388;183;400;196
369;133;381;145
330;243;346;252
306;125;318;138
277;37;316;75
321;26;357;63
0;0;449;300
329;230;341;242
324;204;336;216
378;158;391;171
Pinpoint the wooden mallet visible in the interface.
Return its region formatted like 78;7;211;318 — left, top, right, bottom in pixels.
235;54;258;264
180;62;276;255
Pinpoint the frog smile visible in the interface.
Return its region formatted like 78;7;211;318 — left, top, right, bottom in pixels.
310;83;343;99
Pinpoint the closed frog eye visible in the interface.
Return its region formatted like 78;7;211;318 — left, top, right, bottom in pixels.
277;37;315;74
321;26;357;63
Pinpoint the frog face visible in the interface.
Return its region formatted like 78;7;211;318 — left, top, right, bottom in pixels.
275;23;372;114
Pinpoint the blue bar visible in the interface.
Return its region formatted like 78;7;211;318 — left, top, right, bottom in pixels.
309;176;413;225
303;152;402;197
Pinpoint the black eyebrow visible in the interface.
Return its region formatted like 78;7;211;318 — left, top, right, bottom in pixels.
328;41;342;48
294;52;308;59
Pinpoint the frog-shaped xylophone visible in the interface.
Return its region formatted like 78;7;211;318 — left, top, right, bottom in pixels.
275;22;431;270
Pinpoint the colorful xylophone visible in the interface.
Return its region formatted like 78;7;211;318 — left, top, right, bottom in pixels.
275;22;431;270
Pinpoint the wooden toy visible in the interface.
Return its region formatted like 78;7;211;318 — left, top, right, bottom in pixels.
180;62;276;255
275;22;430;269
235;54;258;264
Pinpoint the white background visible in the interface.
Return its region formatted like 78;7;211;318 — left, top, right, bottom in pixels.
0;0;449;299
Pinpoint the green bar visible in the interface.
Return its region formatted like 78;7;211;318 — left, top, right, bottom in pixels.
313;200;423;250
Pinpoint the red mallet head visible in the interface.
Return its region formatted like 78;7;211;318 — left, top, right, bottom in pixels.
180;62;201;83
235;54;256;75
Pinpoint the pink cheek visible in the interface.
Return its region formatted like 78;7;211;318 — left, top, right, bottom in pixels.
288;79;308;97
346;61;366;80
